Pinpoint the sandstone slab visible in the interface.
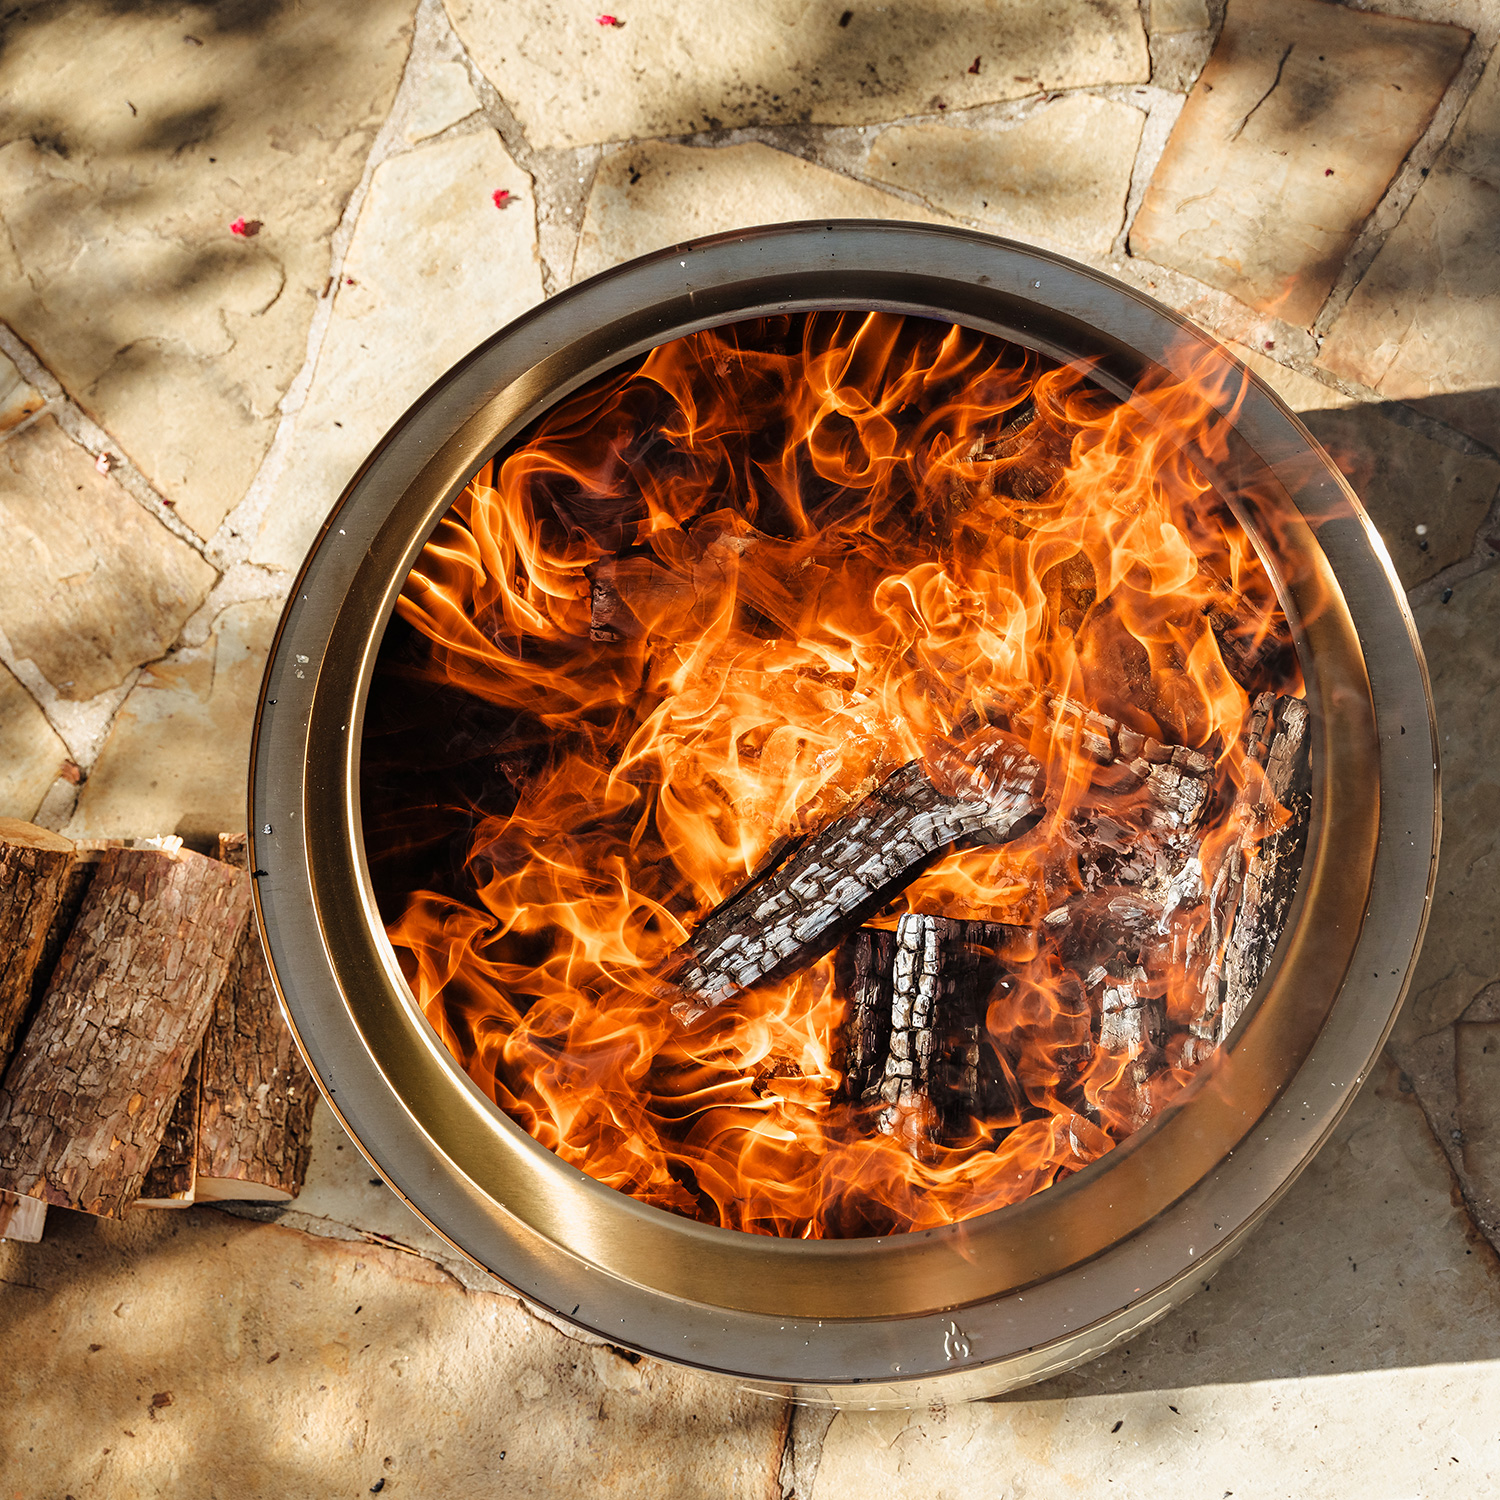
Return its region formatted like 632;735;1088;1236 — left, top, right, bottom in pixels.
250;127;542;577
1319;52;1500;452
1383;566;1500;1252
1298;404;1500;588
1130;0;1469;326
0;417;214;702
1398;566;1500;1043
573;141;948;284
0;1206;787;1499
1456;1020;1500;1235
0;0;418;540
814;1059;1500;1497
866;95;1144;257
0;346;43;438
447;0;1148;151
67;599;278;846
404;56;482;144
0;664;67;822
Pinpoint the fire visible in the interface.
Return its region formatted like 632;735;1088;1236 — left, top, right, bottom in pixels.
365;311;1304;1238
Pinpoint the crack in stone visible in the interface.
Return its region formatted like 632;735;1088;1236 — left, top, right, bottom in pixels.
1227;42;1293;144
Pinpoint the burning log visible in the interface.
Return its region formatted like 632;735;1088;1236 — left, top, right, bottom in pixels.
0;846;249;1217
668;733;1044;1022
836;915;1018;1153
0;821;79;1077
189;834;318;1203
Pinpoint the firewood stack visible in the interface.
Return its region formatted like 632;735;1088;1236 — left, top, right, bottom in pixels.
0;823;317;1242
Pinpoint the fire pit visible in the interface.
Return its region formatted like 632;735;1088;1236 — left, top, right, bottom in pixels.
251;223;1438;1405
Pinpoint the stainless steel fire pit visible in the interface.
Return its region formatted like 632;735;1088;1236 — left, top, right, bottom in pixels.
249;222;1438;1406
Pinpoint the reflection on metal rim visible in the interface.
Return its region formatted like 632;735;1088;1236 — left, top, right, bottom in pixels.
249;222;1437;1404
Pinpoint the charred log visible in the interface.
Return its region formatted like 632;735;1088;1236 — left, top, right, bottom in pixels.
1181;693;1312;1062
668;734;1044;1022
835;915;1020;1154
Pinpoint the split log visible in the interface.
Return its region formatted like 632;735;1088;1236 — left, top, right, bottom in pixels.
834;915;1018;1154
1178;693;1311;1062
134;1049;201;1207
1088;963;1165;1131
668;732;1044;1021
0;846;249;1217
192;833;317;1202
0;821;78;1076
1216;694;1312;1037
0;1189;45;1243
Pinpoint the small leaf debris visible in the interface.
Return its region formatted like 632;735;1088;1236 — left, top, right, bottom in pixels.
968;56;981;74
839;9;853;25
492;188;515;210
370;1481;386;1495
230;217;262;238
1111;1419;1124;1433
595;12;625;25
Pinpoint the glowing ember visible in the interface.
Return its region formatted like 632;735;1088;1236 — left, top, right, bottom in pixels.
362;311;1307;1239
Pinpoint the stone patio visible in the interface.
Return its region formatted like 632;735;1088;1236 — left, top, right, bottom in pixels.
2;0;1497;1493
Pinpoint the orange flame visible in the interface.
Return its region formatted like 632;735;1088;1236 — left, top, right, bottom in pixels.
364;311;1304;1238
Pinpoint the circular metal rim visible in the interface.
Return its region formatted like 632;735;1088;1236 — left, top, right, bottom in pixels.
249;222;1438;1402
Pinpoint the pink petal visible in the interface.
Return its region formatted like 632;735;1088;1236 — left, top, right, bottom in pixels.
595;13;625;25
230;217;262;237
492;188;514;210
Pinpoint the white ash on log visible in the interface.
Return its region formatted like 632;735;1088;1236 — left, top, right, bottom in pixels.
0;1189;45;1243
1215;694;1312;1039
1089;963;1165;1131
835;916;1019;1153
0;821;79;1077
668;733;1044;1022
0;845;249;1217
190;834;318;1203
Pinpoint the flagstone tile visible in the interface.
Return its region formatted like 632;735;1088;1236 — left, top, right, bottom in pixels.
865;95;1145;258
249;127;542;578
1297;404;1500;588
0;0;418;540
447;0;1148;152
0;348;44;438
0;417;213;703
0;665;67;823
573;141;949;284
1398;565;1500;1045
66;600;279;846
1319;52;1500;453
0;1205;788;1499
1129;0;1469;326
812;1058;1500;1498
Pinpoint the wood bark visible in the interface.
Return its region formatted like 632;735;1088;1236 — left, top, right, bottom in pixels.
668;733;1044;1022
134;1049;201;1207
0;846;249;1217
0;821;78;1076
192;833;317;1202
0;1189;46;1243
